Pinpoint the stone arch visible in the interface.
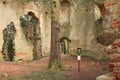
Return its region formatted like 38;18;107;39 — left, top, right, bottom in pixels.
20;11;42;60
60;37;71;54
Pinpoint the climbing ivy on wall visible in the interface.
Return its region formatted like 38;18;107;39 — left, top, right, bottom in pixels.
20;13;36;43
20;12;42;60
2;22;16;61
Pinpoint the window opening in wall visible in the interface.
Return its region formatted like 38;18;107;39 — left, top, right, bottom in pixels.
60;37;71;54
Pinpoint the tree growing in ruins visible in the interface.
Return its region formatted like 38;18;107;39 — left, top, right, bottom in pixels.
49;0;62;69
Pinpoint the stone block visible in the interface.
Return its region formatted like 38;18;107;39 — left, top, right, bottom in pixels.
97;32;116;46
109;53;120;62
116;74;120;80
96;75;116;80
113;67;120;73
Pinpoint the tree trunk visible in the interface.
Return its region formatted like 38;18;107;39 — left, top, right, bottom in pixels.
49;21;61;68
49;0;62;68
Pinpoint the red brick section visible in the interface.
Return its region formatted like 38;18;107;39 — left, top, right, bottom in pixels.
109;42;120;79
108;63;120;80
104;1;120;30
104;2;112;7
105;2;120;79
108;43;120;80
109;63;114;72
110;20;120;29
116;74;120;80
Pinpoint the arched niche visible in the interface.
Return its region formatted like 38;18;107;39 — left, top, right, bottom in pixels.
60;0;70;26
60;37;71;54
20;11;42;60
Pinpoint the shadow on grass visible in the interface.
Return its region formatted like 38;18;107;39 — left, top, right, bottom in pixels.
6;71;68;80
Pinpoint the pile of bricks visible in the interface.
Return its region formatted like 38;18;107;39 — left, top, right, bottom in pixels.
108;42;120;80
109;62;120;80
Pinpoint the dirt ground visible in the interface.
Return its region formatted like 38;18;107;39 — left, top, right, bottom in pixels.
0;54;108;80
62;55;109;80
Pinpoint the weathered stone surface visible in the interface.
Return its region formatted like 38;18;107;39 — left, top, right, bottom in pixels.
0;0;119;61
96;74;116;80
0;0;100;61
97;32;116;46
109;62;120;73
109;53;120;62
97;1;120;80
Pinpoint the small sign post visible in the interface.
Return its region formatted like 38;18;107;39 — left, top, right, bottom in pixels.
77;48;81;72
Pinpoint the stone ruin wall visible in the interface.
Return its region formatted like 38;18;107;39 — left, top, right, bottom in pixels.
0;0;51;61
0;0;104;61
